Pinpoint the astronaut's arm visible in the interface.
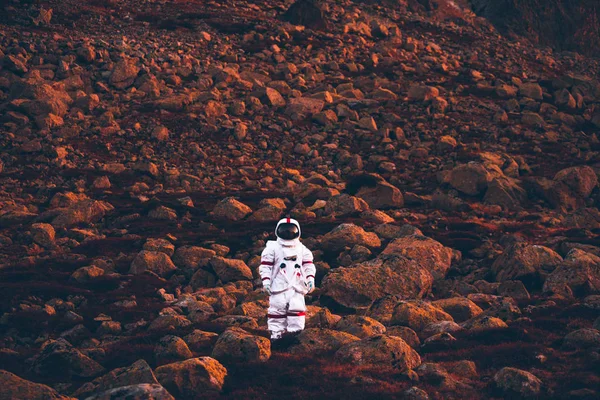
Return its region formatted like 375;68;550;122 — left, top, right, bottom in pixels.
302;246;316;288
259;244;275;287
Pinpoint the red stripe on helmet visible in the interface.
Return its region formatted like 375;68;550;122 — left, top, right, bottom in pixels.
287;217;291;223
302;260;314;265
261;261;274;266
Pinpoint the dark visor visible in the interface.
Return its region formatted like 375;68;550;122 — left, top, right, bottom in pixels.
277;223;300;240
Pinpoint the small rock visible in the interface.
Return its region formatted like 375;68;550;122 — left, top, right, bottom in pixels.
154;357;227;397
211;327;270;363
154;335;193;365
129;251;177;277
493;367;542;397
211;197;252;221
335;335;421;371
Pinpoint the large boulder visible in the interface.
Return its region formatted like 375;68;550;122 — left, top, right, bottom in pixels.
172;246;216;270
420;321;463;340
391;301;454;333
129;251;177;277
519;82;543;100
211;197;252;221
11;74;73;120
483;177;527;210
211;327;271;363
248;198;286;222
321;255;433;309
281;0;329;30
143;238;175;256
385;326;421;348
30;338;105;379
334;335;421;371
305;307;342;328
320;223;381;253
444;163;494;196
183;330;219;352
154;336;193;365
527;171;596;211
460;315;508;332
382;235;453;280
365;295;403;325
432;297;483;322
209;257;253;282
83;384;174;400
356;180;404;209
324;194;369;216
554;166;598;198
110;57;140;89
148;315;192;332
543;249;600;297
51;199;114;228
74;360;158;398
155;357;227;398
30;223;55;247
334;315;386;338
562;328;600;349
492;243;563;283
289;328;359;354
0;370;74;400
285;97;325;116
211;315;259;329
493;367;542;398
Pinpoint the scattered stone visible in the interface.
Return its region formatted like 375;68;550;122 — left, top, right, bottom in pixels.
154;357;227;397
320;223;381;253
335;335;421;371
83;384;174;400
211;197;252;221
334;315;386;338
382;235;453;280
211;327;271;363
154;335;193;365
0;369;73;400
321;255;433;309
289;328;359;354
30;338;104;379
493;367;542;397
209;257;253;282
391;301;454;333
492;243;563;282
432;297;483;322
130;251;177;277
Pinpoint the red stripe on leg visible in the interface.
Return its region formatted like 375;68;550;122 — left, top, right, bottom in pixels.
267;314;287;319
262;277;270;281
305;275;315;279
287;311;306;317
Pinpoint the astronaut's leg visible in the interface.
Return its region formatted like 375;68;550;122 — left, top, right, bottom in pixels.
286;291;306;333
267;291;288;339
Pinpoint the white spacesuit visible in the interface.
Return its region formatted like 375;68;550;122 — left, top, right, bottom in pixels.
259;217;316;339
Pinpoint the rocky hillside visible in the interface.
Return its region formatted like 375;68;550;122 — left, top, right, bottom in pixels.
0;0;599;399
470;0;600;56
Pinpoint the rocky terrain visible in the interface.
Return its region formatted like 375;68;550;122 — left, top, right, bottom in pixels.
0;0;599;399
470;0;600;56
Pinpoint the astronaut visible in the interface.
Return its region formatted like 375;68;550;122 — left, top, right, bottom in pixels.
259;217;316;340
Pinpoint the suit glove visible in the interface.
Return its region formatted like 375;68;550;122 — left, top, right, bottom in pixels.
263;283;272;296
306;280;315;294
